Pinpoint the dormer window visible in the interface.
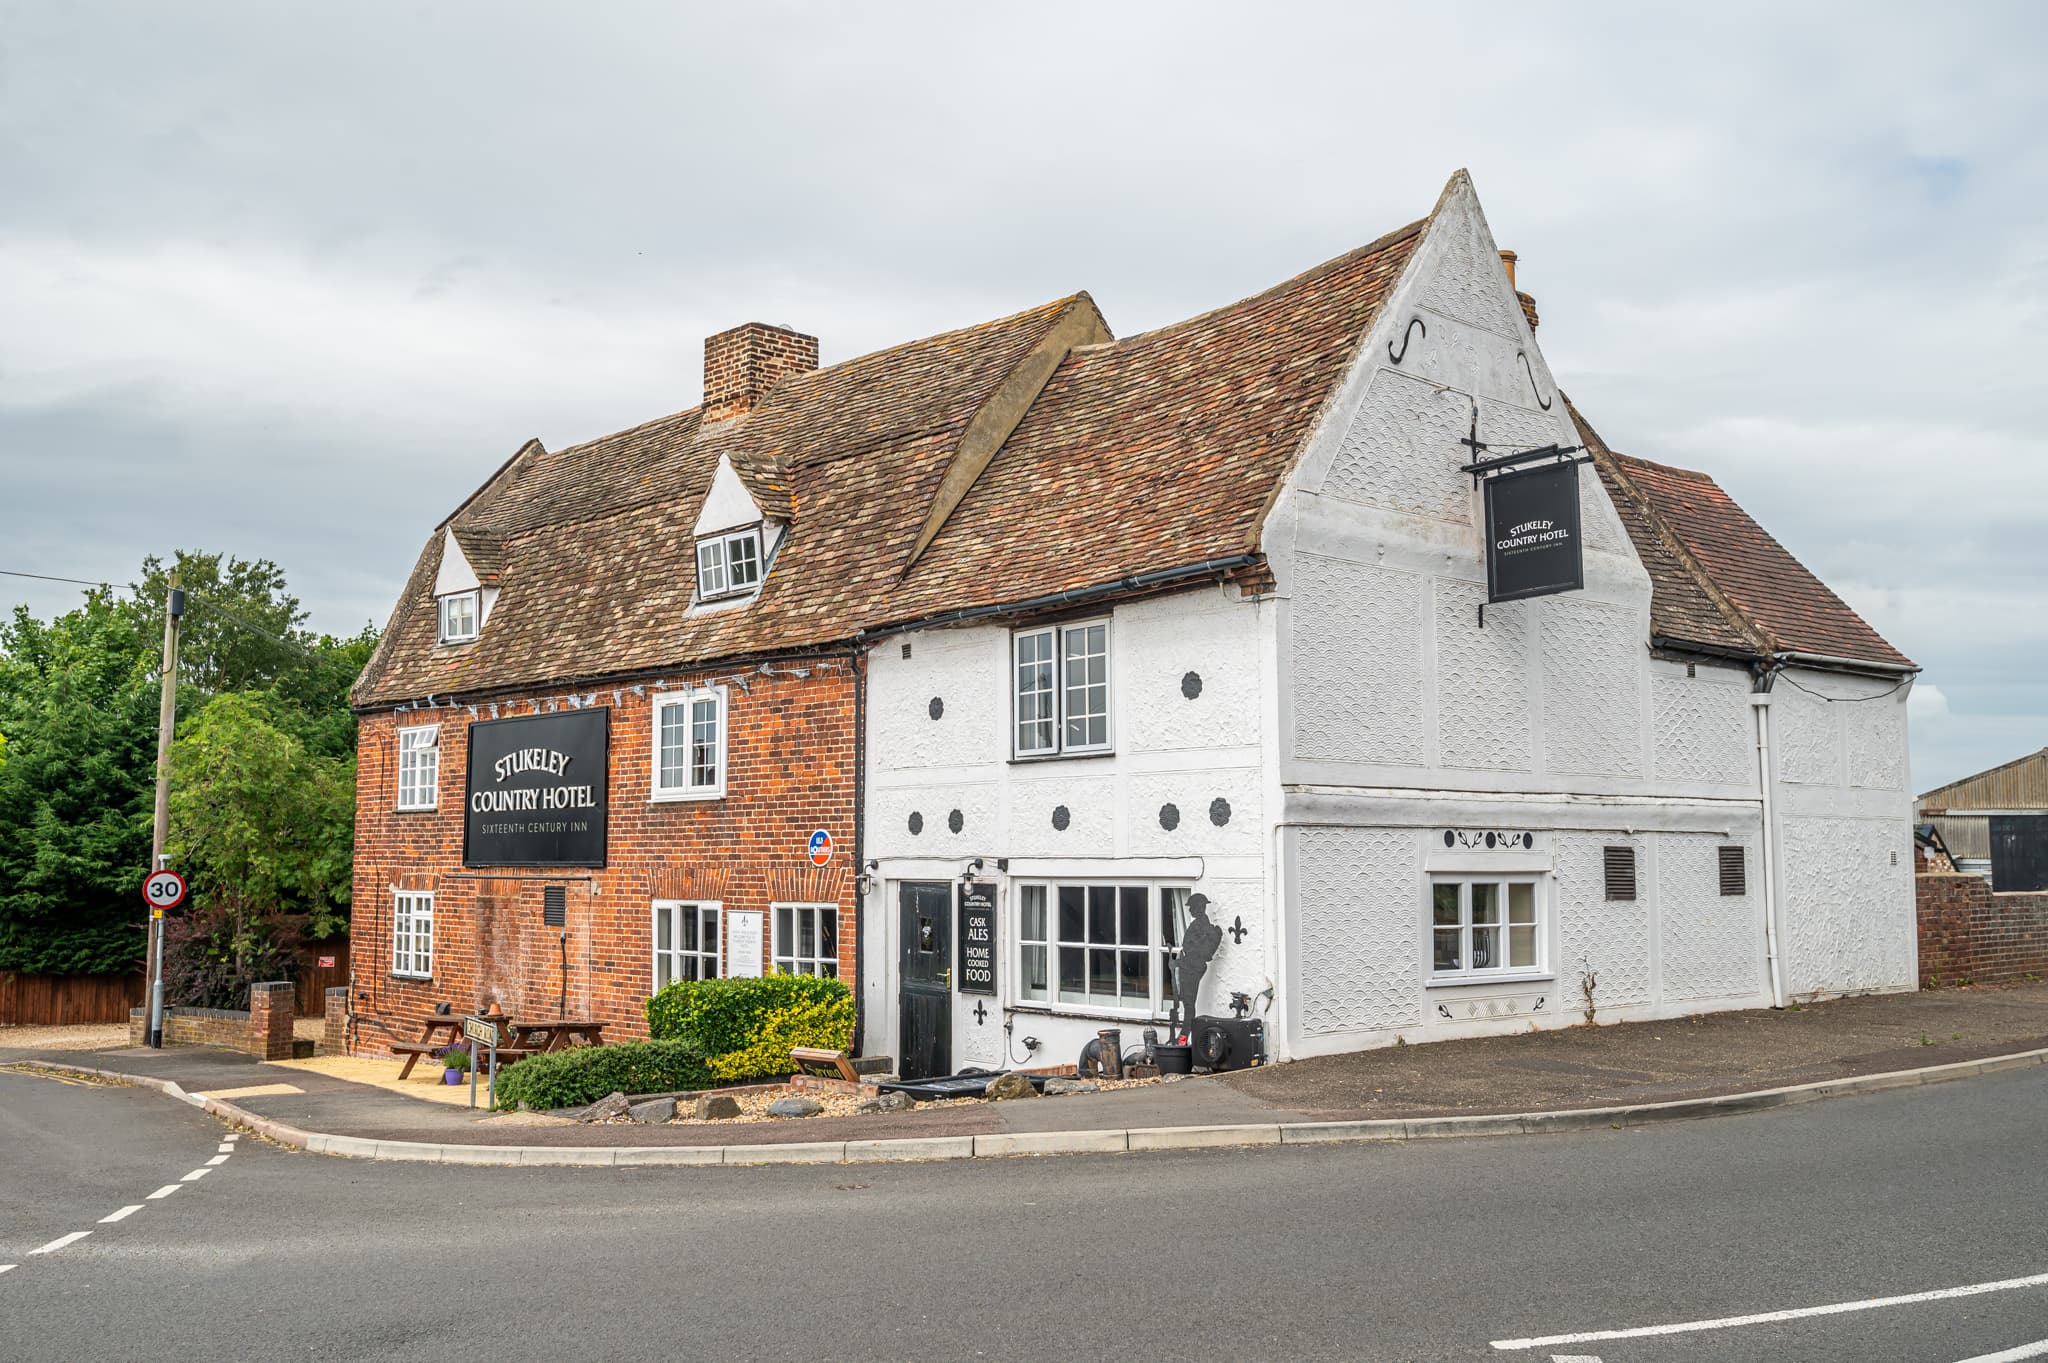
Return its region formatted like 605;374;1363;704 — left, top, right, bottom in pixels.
437;590;480;644
696;527;763;602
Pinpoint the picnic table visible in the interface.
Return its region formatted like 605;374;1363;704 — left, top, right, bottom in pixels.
503;1016;609;1054
393;1010;524;1079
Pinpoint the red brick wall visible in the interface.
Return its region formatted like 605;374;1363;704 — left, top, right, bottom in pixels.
1917;872;2048;987
349;660;859;1057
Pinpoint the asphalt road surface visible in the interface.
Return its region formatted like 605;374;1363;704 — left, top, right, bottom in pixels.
4;1062;2046;1363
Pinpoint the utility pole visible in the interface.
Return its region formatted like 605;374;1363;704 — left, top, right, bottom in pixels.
145;574;184;1049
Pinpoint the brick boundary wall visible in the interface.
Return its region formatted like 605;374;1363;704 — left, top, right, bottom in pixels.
1918;873;2048;988
126;980;298;1058
324;986;350;1057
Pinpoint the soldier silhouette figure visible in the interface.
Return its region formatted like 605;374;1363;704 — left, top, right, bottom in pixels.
1173;893;1223;1038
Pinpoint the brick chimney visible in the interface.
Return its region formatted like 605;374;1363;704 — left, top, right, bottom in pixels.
703;322;819;421
1498;250;1539;331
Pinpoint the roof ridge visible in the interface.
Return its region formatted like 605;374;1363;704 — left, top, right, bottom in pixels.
1920;746;2048;801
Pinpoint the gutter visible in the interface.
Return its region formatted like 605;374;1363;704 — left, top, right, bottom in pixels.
855;555;1263;642
1771;649;1919;677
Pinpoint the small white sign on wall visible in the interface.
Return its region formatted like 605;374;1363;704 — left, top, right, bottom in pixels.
725;910;764;978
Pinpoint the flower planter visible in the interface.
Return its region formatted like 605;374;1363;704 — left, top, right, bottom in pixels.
443;1068;465;1085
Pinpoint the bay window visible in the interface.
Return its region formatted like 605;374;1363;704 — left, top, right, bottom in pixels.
1430;876;1542;979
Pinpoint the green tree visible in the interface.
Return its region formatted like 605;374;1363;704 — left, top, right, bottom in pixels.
0;593;156;974
166;692;354;947
124;551;312;696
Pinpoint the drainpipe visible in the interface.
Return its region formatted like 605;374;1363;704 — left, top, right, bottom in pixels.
1749;683;1788;1009
849;644;867;1056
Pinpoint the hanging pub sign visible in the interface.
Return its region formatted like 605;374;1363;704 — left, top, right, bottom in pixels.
464;709;609;868
1484;458;1584;604
956;882;997;997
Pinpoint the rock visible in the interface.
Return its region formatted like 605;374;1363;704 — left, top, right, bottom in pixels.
857;1090;915;1114
693;1093;743;1120
580;1091;631;1122
767;1095;824;1118
983;1072;1038;1101
1125;1064;1159;1079
628;1096;677;1124
1041;1078;1100;1097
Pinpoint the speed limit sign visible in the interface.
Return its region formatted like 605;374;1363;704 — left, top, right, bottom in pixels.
143;870;187;912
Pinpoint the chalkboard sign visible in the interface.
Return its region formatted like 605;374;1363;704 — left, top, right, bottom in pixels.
1484;459;1584;604
957;882;997;996
464;709;609;868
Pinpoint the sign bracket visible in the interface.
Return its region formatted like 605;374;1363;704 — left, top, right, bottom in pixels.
1461;443;1588;486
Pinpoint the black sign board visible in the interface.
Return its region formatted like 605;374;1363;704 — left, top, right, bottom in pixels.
464;710;609;868
957;882;997;997
1990;814;2048;892
1484;459;1584;604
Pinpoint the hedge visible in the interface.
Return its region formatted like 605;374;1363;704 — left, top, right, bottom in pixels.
646;974;850;1058
492;1039;712;1111
706;992;856;1082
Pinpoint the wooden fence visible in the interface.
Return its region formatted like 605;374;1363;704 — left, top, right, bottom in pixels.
0;971;145;1026
295;943;350;1017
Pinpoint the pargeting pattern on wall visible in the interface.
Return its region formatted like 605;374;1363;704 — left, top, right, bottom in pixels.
1846;695;1907;791
1126;768;1261;858
1321;368;1472;523
1541;596;1645;778
1778;815;1914;998
1292;556;1427;766
1004;775;1117;858
1554;833;1652;1009
1119;594;1261;753
1435;579;1531;771
1191;878;1266;1018
1296;828;1423;1034
1772;684;1842;786
1414;213;1527;341
873;631;999;772
1656;834;1762;1002
867;781;999;859
958;1010;1003;1067
1652;673;1754;786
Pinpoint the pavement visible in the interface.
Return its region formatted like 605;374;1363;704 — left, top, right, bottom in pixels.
5;1058;2048;1362
4;982;2045;1164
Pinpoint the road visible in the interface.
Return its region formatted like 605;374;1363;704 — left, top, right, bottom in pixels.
3;1061;2046;1363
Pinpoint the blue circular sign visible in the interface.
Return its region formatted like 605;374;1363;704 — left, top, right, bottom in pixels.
807;829;833;866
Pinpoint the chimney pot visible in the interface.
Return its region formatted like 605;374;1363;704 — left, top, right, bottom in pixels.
1499;249;1538;331
703;322;820;420
1498;249;1518;290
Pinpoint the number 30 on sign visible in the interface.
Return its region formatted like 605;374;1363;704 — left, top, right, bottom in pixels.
143;870;188;912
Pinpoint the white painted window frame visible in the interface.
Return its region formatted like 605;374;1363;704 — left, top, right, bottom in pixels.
392;891;434;979
772;902;840;978
652;900;722;990
437;589;480;644
694;525;764;602
651;687;728;801
395;725;440;811
1010;617;1113;759
1013;879;1189;1019
1427;874;1548;984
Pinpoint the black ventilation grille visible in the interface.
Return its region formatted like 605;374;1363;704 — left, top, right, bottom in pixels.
1603;846;1637;902
1718;845;1747;897
543;884;566;927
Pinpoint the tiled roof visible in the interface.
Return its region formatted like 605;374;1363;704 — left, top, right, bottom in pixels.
1579;401;1913;670
353;221;1422;708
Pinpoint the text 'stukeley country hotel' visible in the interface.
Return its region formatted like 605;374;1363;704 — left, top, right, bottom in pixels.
349;172;1917;1075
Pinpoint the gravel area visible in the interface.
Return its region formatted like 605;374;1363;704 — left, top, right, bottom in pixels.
590;1073;1169;1126
0;1023;129;1051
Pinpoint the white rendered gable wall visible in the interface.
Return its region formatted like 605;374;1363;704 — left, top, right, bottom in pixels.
434;530;498;628
693;453;763;536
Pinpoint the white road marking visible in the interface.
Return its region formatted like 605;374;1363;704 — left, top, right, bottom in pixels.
224;1133;239;1142
216;1143;234;1152
1953;1341;2048;1363
0;1264;15;1275
205;1154;229;1166
29;1231;89;1256
1492;1270;2048;1350
1552;1357;1604;1362
145;1184;181;1200
180;1167;210;1182
98;1205;144;1224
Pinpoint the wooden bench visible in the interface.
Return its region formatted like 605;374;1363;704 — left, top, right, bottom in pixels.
790;1047;861;1083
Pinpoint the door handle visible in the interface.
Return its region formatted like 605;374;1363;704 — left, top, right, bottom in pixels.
939;969;952;989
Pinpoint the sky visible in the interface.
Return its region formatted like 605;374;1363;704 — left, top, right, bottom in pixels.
1;2;2042;791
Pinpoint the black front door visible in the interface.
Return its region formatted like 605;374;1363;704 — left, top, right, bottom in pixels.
898;882;953;1081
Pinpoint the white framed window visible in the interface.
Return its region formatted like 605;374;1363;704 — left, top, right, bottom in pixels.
773;903;839;978
392;892;433;978
1012;619;1111;758
652;688;727;800
396;725;439;811
1017;881;1189;1015
1430;876;1543;980
695;527;763;602
437;590;480;643
653;900;721;990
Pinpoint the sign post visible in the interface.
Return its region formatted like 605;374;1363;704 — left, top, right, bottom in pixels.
141;866;187;1049
464;1014;499;1109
